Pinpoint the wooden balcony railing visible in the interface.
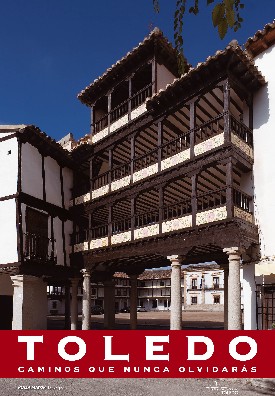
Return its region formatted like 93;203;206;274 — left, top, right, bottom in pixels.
72;186;253;249
135;209;159;228
233;188;251;212
88;112;254;201
23;232;56;263
93;83;153;134
91;224;109;239
231;116;253;147
112;217;132;234
195;113;225;143
162;198;192;221
111;162;131;181
197;188;227;212
162;131;191;159
133;148;158;172
131;84;153;110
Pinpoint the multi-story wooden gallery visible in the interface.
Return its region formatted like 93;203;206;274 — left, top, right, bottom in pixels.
0;21;275;331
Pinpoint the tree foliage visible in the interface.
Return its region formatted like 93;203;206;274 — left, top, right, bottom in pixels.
153;0;244;74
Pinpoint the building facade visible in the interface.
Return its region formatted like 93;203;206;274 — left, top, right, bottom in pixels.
0;22;275;330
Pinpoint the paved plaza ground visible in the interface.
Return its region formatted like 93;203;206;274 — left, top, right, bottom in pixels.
48;310;225;330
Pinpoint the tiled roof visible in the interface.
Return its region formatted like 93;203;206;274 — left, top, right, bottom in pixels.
114;265;220;280
245;21;275;57
147;42;265;111
77;27;180;106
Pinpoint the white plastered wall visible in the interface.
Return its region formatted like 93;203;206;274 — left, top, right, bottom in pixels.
44;156;62;207
253;43;275;258
21;142;43;200
0;136;18;198
0;199;18;264
157;64;176;92
62;167;73;209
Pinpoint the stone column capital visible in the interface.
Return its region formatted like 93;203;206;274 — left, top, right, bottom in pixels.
81;268;91;278
11;275;39;287
167;255;184;265
223;247;244;256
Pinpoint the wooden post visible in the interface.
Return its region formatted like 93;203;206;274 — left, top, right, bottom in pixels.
189;100;196;159
90;157;93;196
107;92;112;135
226;159;233;218
158;119;163;172
108;148;113;191
130;135;135;183
131;196;136;241
90;106;94;136
159;185;164;234
128;76;132;121
191;173;197;227
108;205;113;246
223;80;231;143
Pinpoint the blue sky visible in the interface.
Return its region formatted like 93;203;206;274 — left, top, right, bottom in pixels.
0;1;273;141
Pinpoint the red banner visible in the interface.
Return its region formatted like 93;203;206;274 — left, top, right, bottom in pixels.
0;331;273;378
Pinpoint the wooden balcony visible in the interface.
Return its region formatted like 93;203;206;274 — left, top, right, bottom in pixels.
70;113;253;207
71;187;253;253
23;232;57;264
91;83;153;144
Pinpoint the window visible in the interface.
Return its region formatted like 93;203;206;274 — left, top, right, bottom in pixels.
213;295;220;304
25;207;49;260
160;281;165;286
191;297;197;305
91;288;96;296
52;301;57;309
213;277;219;289
191;279;197;290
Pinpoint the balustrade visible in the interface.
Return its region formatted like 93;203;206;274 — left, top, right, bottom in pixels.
111;162;131;181
92;83;153;134
233;188;251;212
135;209;159;228
73;186;253;249
162;198;192;221
24;232;56;262
133;148;158;172
197;188;227;211
195;113;225;143
230;116;253;147
112;217;132;234
131;83;153;110
161;132;190;159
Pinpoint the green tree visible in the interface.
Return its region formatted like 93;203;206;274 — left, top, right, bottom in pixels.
153;0;244;73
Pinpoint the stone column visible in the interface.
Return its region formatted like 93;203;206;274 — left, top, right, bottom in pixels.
11;275;47;330
64;284;71;330
201;273;205;305
70;278;79;330
223;266;229;330
183;271;187;310
81;268;91;330
223;247;242;330
104;278;116;329
129;274;138;330
243;264;257;330
168;255;183;330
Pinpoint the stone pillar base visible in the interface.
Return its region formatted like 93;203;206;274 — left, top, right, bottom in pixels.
11;275;47;330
